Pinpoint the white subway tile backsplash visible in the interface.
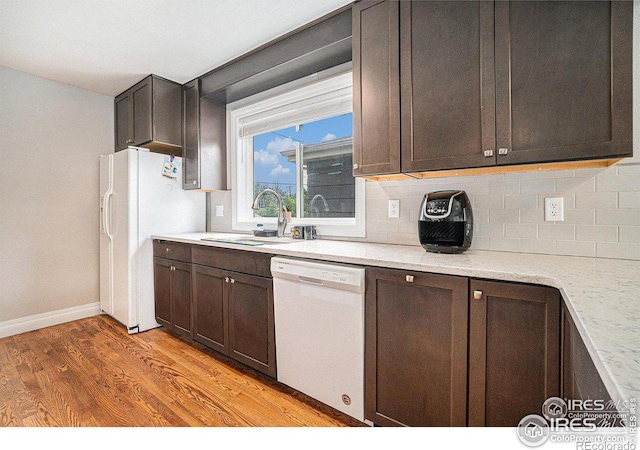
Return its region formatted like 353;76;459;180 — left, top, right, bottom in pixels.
619;226;640;243
575;192;618;209
596;242;640;260
596;173;640;192
520;238;557;254
596;208;640;226
212;163;640;261
556;240;596;257
489;237;520;252
619;192;640;208
563;209;596;225
519;208;545;224
505;223;538;239
538;223;576;240
556;177;596;193
505;195;537;209
576;225;618;243
489;208;519;224
521;178;555;194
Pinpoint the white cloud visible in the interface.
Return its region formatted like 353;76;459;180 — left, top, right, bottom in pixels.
269;165;291;177
322;133;337;142
254;149;278;166
267;136;296;153
254;136;296;166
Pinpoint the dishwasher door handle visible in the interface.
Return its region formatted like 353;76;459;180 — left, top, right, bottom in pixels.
298;276;324;286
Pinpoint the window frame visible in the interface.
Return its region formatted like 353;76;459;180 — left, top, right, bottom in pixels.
228;70;365;238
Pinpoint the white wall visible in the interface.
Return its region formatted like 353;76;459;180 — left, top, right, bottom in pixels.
209;1;640;261
0;66;113;328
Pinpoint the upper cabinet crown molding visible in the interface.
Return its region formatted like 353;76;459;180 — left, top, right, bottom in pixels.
114;75;183;155
353;0;633;179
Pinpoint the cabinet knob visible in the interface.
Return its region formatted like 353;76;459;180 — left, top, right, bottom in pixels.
483;150;494;157
405;275;414;283
230;278;235;284
166;248;171;252
126;139;133;144
498;147;509;155
473;290;483;300
170;266;175;271
353;163;359;170
192;180;197;185
224;277;229;283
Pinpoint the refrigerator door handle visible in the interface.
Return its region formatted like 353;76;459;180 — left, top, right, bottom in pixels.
104;191;113;238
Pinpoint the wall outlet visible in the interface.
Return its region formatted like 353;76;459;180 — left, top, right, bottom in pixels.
544;197;564;222
388;199;400;218
215;205;224;217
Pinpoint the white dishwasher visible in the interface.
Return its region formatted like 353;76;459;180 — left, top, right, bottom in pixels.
271;257;365;422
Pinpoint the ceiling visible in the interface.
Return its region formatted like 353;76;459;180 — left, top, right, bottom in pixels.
0;0;353;97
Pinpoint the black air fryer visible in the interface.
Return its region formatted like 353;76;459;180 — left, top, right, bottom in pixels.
419;190;473;254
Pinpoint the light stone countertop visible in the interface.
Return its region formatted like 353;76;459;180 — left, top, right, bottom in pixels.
153;232;640;405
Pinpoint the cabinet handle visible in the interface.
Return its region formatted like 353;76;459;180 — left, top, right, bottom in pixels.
166;248;171;252
498;148;509;155
230;278;235;284
170;266;175;271
224;277;229;283
126;139;133;144
473;290;483;300
353;163;359;170
483;150;494;157
405;275;414;283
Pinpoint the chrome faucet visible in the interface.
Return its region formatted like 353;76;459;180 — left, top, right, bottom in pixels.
251;189;288;238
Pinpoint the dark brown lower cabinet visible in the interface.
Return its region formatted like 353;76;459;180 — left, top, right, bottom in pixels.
192;264;276;378
365;267;469;426
152;257;192;340
192;264;228;354
468;280;560;427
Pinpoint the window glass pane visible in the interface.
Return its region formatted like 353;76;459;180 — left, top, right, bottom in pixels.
302;113;353;218
253;126;298;218
252;112;354;220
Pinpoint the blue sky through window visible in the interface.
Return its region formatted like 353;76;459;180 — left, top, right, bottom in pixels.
252;113;353;195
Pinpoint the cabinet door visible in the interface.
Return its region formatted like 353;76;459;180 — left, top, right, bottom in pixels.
171;260;193;339
131;77;152;146
227;272;276;378
182;80;200;190
400;1;496;172
153;257;172;328
115;93;131;151
352;0;400;176
192;264;229;355
468;280;560;427
494;1;632;165
365;268;468;427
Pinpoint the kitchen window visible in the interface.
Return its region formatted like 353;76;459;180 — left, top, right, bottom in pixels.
228;70;365;237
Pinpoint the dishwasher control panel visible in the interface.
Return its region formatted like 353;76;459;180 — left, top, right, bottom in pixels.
271;257;365;293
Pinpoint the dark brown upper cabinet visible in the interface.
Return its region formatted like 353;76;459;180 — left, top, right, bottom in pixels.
494;1;632;165
114;75;183;155
400;1;496;172
352;0;400;177
468;280;560;427
353;1;633;178
182;80;228;191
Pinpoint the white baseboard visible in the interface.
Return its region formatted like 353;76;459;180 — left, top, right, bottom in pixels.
0;302;101;339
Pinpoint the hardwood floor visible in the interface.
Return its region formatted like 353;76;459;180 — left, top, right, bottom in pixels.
0;315;363;427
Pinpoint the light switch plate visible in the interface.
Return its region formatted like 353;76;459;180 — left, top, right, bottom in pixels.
216;205;224;217
544;197;564;222
388;199;400;218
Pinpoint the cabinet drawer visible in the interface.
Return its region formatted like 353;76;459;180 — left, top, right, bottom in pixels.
192;245;272;278
153;240;192;263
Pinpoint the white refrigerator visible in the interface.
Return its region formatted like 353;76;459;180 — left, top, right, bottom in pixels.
99;148;205;333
